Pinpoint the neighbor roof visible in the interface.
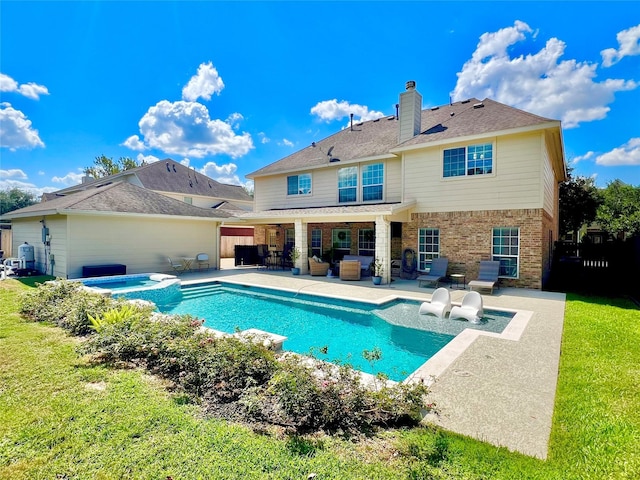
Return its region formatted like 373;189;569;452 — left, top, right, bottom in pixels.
2;181;233;220
49;159;252;202
248;97;559;178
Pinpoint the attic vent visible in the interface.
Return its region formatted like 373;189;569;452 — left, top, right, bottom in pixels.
450;112;455;117
387;115;395;120
189;180;193;187
208;182;212;188
166;162;170;171
430;106;439;111
356;122;363;126
172;164;177;172
461;99;471;104
373;118;380;122
473;102;484;109
329;158;340;163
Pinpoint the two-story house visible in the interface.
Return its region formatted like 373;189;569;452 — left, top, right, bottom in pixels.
242;81;566;289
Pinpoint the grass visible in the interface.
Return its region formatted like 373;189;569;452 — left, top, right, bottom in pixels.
1;277;639;479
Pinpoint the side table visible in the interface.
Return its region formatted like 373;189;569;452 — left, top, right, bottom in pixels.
450;273;466;289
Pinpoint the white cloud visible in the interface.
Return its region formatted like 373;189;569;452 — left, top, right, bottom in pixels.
596;138;640;166
136;153;160;164
310;99;385;122
570;151;595;165
51;170;84;186
258;132;270;144
0;177;57;198
199;161;245;185
126;100;253;159
453;21;638;128
182;62;225;102
122;135;145;151
0;168;28;180
279;138;294;147
180;158;190;167
0;102;45;150
0;73;49;100
601;23;640;67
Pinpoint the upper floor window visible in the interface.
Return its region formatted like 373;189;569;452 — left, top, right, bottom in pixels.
418;228;440;271
443;143;493;178
338;167;358;203
362;163;384;201
287;173;312;195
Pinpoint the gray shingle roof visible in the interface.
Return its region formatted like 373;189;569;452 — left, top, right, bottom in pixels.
248;98;558;178
2;182;233;219
50;159;253;202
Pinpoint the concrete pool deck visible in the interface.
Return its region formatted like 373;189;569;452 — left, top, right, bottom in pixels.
175;263;566;459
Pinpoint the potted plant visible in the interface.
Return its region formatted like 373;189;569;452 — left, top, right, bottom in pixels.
371;258;384;285
290;247;301;275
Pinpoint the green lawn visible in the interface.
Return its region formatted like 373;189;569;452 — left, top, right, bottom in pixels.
1;278;638;479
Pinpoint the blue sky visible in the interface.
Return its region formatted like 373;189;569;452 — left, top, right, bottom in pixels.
1;1;639;197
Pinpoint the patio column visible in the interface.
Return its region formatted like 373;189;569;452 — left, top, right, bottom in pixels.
294;218;309;274
374;215;391;284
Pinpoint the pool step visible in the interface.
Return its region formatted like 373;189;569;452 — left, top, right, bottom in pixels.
180;284;224;300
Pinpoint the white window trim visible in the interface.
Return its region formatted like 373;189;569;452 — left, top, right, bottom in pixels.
361;163;385;203
441;141;496;181
492;227;520;279
418;227;440;271
337;166;358;204
287;173;312;196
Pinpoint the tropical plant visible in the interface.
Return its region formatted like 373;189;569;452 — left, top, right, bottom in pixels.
372;258;384;277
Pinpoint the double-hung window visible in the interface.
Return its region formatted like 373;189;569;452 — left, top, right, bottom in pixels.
492;227;519;278
311;229;322;257
443;143;493;178
358;229;375;256
287;173;312;195
332;229;351;257
362;163;384;201
418;228;440;271
338;167;358;203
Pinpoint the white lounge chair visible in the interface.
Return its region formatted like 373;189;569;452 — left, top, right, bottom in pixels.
417;257;449;287
468;260;500;294
419;287;452;318
449;291;484;324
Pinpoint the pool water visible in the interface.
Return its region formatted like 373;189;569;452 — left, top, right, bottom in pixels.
157;283;514;381
87;278;159;290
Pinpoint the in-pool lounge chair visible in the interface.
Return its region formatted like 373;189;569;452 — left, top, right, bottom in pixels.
468;260;500;294
449;291;484;323
417;257;449;288
419;287;452;318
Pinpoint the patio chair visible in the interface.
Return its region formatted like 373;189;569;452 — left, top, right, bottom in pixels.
417;257;449;287
168;257;185;275
449;290;484;324
468;260;500;294
195;253;209;270
419;287;452;318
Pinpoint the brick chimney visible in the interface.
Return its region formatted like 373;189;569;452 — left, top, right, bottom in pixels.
398;80;422;143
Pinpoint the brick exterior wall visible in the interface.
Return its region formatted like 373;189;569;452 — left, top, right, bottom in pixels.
406;209;549;289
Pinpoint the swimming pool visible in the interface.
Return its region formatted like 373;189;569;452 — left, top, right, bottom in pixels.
156;282;515;382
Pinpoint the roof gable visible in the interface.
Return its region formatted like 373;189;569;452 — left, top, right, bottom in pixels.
2;182;233;219
248;98;559;178
49;159;252;202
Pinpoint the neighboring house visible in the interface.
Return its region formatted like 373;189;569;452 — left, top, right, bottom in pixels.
1;182;232;278
43;159;254;211
241;81;566;289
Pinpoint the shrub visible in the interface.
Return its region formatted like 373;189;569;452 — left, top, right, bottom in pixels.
20;280;123;335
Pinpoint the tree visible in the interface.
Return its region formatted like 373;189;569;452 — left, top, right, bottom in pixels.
83;155;143;178
0;187;38;215
558;169;602;238
595;180;640;239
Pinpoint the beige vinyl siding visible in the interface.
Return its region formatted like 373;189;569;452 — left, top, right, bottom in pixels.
255;159;401;211
47;215;69;277
65;215;218;278
11;219;48;274
542;140;557;216
404;133;545;212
